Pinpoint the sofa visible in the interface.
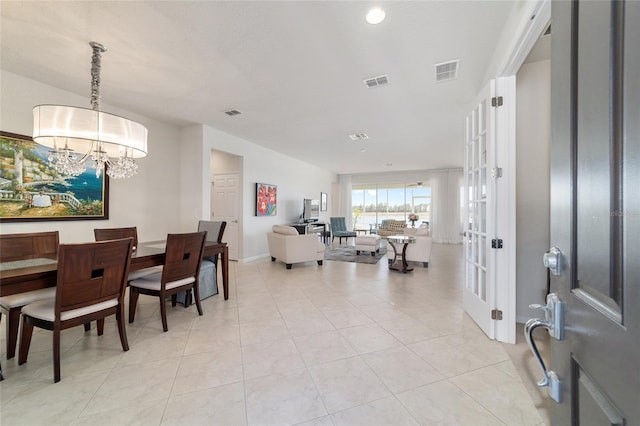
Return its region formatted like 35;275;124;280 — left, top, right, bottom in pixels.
267;225;325;269
386;227;432;267
376;219;407;238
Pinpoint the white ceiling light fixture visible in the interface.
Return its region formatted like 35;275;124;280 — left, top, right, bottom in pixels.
32;42;148;179
366;7;386;25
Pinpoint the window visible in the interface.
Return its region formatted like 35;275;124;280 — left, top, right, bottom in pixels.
352;183;431;230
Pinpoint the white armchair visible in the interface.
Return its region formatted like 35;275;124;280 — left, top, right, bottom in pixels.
267;225;325;269
386;227;433;267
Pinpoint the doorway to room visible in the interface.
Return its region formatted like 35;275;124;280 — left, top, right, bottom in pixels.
210;150;243;261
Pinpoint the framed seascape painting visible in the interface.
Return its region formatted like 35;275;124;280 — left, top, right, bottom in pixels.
0;131;109;222
256;182;277;216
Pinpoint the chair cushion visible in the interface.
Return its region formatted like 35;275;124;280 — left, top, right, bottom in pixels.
129;273;196;291
272;225;299;235
0;287;56;310
127;265;163;281
22;298;118;322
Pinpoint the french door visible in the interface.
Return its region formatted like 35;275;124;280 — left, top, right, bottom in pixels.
464;78;516;343
463;84;492;338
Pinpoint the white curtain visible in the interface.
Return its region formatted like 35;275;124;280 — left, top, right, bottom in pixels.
429;169;463;244
338;174;353;229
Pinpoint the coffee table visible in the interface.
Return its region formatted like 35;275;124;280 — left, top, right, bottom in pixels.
387;235;416;273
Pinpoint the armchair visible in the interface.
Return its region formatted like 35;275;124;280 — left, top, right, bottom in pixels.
267;225;325;269
329;217;357;244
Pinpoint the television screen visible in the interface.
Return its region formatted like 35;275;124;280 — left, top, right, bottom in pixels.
303;199;320;222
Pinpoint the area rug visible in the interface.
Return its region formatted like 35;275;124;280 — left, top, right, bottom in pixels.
324;245;387;265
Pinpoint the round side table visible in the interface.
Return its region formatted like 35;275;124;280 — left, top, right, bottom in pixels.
387;235;416;273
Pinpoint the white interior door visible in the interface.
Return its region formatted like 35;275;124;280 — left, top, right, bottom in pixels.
212;173;240;260
463;83;493;338
464;78;516;343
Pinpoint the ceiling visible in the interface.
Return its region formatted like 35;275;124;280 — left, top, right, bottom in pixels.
0;1;518;175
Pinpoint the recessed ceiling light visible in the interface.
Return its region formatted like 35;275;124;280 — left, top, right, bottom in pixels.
366;8;385;24
360;149;367;153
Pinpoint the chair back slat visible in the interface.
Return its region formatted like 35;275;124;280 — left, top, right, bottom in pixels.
0;231;59;262
55;239;133;314
197;220;226;243
162;231;207;285
94;227;139;248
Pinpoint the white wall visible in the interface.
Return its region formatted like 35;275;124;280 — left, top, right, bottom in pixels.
515;59;550;322
201;125;336;261
0;71;184;242
0;72;337;260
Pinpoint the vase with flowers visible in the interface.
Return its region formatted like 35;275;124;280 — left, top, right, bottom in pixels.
408;213;419;228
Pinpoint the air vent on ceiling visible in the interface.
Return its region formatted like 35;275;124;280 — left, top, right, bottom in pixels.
348;132;369;141
363;75;389;88
224;109;242;116
435;60;460;82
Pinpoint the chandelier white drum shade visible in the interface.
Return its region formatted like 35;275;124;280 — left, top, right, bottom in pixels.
32;42;148;179
32;105;148;158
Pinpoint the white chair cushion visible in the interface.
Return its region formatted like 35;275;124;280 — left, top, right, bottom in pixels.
128;265;163;281
22;298;118;322
0;287;56;310
129;272;196;291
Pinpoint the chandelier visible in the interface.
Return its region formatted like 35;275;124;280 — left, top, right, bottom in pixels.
32;42;148;179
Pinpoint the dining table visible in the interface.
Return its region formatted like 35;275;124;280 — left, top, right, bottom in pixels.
0;240;229;300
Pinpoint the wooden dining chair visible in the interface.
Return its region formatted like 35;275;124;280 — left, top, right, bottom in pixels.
128;231;207;332
0;231;59;360
197;220;226;266
18;238;133;383
94;227;161;281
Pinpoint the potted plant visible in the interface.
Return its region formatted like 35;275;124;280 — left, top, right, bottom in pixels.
408;213;419;228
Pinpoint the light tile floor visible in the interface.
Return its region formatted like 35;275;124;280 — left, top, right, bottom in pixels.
0;243;549;425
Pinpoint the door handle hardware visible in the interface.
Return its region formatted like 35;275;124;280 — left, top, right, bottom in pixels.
543;247;562;276
528;293;564;340
525;293;564;403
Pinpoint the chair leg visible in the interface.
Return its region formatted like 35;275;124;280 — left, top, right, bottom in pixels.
129;288;140;323
116;306;129;351
97;319;105;336
53;328;61;383
159;297;168;332
18;318;34;365
192;284;203;316
6;308;21;359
